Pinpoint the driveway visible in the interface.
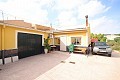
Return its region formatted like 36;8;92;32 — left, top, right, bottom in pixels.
0;51;120;80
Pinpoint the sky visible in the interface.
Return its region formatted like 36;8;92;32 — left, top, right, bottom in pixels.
0;0;120;34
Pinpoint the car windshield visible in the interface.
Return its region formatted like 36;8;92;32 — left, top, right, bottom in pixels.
95;42;107;46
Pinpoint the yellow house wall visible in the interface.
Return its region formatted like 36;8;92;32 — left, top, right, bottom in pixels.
2;25;48;50
54;31;88;47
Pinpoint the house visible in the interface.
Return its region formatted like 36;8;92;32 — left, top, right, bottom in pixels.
0;20;51;64
51;27;90;53
49;15;91;53
0;15;90;65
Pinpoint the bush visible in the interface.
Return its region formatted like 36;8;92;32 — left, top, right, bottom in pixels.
107;40;115;46
44;37;51;50
114;37;120;42
107;40;120;52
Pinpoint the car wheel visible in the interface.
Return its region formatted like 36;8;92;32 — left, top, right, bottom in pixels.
108;54;111;57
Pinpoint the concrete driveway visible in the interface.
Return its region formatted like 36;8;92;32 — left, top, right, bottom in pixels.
0;51;120;80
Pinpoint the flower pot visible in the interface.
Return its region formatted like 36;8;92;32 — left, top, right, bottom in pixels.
44;49;48;54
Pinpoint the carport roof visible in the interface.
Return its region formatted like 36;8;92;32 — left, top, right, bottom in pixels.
53;28;87;34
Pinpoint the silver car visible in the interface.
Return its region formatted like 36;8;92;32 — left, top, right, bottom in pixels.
92;42;112;57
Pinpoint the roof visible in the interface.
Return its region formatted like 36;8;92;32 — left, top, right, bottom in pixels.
53;28;87;34
36;24;54;31
1;20;32;28
0;20;52;31
0;20;87;33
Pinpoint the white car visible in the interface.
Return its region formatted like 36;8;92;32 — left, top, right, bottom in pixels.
92;42;112;57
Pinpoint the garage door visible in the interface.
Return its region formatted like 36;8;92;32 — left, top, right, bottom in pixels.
18;32;42;59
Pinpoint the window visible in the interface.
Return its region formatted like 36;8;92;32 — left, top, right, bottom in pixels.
54;37;60;45
95;42;107;46
49;37;60;45
71;37;81;45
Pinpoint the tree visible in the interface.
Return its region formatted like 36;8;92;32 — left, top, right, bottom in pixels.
90;33;107;42
100;37;107;42
90;33;94;39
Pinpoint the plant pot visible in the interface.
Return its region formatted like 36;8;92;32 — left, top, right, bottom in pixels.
44;49;48;54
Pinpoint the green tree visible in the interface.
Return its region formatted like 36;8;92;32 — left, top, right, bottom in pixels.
100;37;107;42
107;38;120;52
90;33;107;42
90;33;94;39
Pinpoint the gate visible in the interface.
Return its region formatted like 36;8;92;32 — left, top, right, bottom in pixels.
18;32;42;59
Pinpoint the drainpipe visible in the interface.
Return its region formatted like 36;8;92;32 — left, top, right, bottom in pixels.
1;10;5;65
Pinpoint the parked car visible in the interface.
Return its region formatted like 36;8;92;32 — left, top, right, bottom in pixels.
92;42;112;57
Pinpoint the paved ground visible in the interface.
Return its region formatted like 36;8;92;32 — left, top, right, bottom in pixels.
0;51;120;80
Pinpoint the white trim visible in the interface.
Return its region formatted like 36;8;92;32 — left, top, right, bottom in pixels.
15;30;44;49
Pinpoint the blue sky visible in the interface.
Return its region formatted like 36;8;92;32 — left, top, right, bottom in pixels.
0;0;120;34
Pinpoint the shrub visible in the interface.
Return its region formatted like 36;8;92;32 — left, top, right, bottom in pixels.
107;40;115;46
107;40;120;52
44;37;51;50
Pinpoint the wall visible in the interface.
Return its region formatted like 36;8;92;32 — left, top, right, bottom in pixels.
4;26;48;50
0;24;48;64
54;31;87;47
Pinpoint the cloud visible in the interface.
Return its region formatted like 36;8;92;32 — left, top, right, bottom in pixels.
0;0;118;34
52;0;111;30
78;0;111;19
0;0;50;24
55;10;78;29
90;16;120;34
53;0;80;10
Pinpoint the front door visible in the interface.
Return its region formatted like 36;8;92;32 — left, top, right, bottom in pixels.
60;36;67;51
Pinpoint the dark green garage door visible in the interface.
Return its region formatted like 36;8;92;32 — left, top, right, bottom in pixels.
18;32;42;59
